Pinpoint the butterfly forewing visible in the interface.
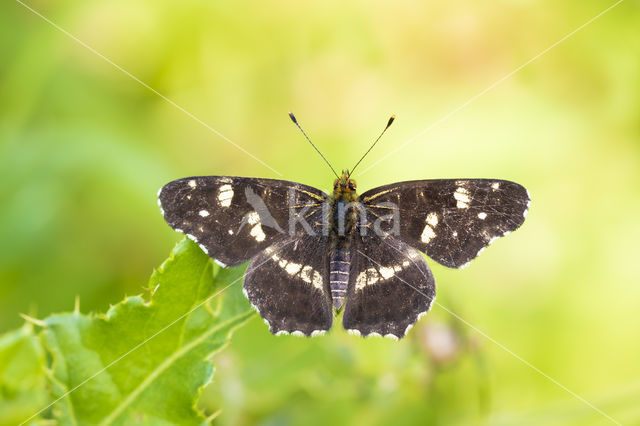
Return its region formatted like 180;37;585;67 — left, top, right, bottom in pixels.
158;176;327;266
244;235;333;336
343;233;435;339
361;179;529;268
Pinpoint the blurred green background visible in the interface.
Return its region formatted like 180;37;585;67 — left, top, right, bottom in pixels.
2;0;639;424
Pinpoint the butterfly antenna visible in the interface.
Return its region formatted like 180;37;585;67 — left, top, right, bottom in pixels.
289;112;339;179
348;114;395;178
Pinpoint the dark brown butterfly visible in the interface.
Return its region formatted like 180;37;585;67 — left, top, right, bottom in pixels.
158;115;529;339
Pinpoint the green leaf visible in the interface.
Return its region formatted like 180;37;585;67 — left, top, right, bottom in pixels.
0;323;49;425
36;238;254;425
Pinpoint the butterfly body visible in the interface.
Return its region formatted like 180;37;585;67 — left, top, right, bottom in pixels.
327;171;360;310
159;173;529;339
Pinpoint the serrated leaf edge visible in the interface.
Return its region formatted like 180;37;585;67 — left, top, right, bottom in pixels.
22;240;253;425
97;309;253;425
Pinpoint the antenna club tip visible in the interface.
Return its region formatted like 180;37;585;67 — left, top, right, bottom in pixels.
387;115;396;127
288;111;297;124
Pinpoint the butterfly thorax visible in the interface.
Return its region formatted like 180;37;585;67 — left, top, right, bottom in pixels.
327;171;360;311
329;171;359;235
331;171;358;203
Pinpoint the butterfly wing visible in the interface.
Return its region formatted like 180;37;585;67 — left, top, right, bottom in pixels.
343;232;435;339
158;176;327;266
244;234;333;336
360;179;529;268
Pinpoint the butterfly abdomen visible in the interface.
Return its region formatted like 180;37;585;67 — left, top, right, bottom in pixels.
329;246;350;310
328;189;360;310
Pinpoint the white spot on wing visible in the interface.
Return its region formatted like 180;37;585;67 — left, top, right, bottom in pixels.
378;267;395;279
348;329;361;337
246;211;266;242
355;261;411;291
217;184;234;207
477;212;487;220
300;265;313;283
188;180;197;188
199;210;210;217
311;330;326;337
247;211;260;225
400;308;432;338
491;182;500;190
291;330;305;337
228;229;234;235
426;212;438;227
355;269;378;291
311;271;323;291
285;262;302;275
199;244;209;255
454;187;470;209
250;225;266;242
271;256;323;291
213;258;227;267
404;323;414;336
421;223;436;244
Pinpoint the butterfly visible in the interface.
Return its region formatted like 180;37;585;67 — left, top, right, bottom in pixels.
158;114;530;339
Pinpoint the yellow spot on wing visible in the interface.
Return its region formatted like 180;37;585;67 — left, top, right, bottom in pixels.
293;188;325;201
362;188;394;203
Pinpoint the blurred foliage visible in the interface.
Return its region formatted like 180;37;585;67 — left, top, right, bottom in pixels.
0;324;49;425
1;0;639;424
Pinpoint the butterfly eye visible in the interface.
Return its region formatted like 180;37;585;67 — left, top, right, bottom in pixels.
348;182;356;190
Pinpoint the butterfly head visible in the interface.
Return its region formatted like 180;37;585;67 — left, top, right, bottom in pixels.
333;170;358;201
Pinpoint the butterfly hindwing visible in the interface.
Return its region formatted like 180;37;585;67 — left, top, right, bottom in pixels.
244;235;333;336
361;179;529;268
343;233;436;339
158;176;327;266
